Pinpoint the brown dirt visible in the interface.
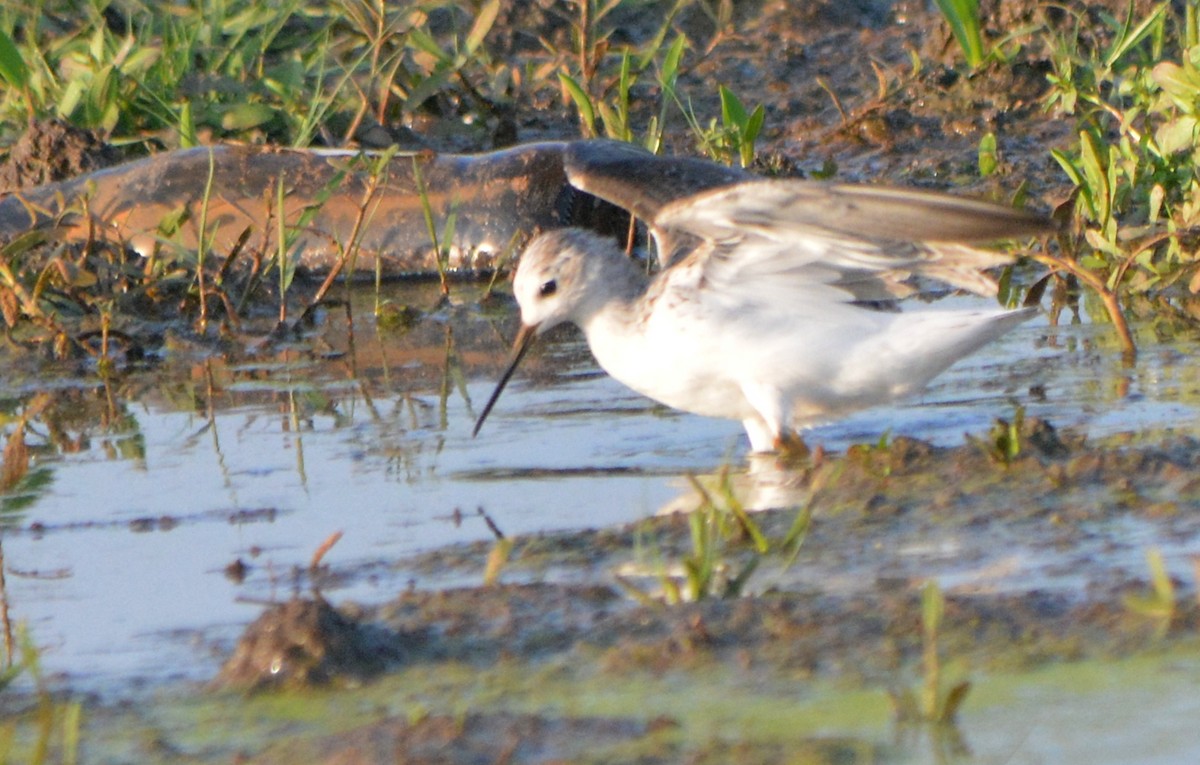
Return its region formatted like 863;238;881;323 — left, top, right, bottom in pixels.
0;119;121;193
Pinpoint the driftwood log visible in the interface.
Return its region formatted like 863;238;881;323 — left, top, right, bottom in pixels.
0;140;751;278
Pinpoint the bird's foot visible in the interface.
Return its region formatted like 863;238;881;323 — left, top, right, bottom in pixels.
774;431;823;465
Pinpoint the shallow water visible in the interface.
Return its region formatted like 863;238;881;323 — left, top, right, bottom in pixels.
1;282;1199;694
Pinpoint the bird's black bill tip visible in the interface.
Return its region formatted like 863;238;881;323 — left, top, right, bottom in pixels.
472;324;538;438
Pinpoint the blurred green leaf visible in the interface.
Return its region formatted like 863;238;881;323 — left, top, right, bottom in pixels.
178;99;198;147
719;85;746;127
465;0;499;55
1153;115;1199;156
407;27;450;64
978;131;998;176
0;28;29;89
220;102;276;130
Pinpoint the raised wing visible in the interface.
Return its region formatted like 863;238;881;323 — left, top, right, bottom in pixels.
654;180;1053;301
562;140;750;223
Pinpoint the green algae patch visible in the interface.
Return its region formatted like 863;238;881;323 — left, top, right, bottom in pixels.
58;641;1200;764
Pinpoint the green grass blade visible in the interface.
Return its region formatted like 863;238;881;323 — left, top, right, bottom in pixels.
1103;1;1169;69
933;0;984;68
658;34;685;93
558;72;596;136
780;505;813;567
0;28;29;89
466;0;500;55
725;556;759;598
922;579;944;638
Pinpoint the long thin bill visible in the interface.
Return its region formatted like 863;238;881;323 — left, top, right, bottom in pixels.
472;323;538;437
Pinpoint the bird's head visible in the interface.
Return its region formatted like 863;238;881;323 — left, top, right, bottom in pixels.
473;228;628;437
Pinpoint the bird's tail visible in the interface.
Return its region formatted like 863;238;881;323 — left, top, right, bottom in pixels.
877;306;1036;395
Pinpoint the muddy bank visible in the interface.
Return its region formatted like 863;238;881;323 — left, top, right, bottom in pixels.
187;418;1200;763
0;141;621;277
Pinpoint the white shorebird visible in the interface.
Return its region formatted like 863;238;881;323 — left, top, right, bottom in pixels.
473;179;1050;452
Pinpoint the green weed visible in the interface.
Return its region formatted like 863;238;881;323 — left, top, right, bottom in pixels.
664;73;766;168
194;148;217;333
707;85;765;168
0;0;506;149
846;430;897;478
557;5;685;152
1124;547;1176;632
888;580;971;724
0;0;531;353
412;153;456;300
639;472;765;604
966;406;1025;466
619;461;829;605
0;625;83;765
1041;1;1200;356
307;148;393;313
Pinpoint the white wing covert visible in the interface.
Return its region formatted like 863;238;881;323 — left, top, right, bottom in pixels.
653;180;1051;303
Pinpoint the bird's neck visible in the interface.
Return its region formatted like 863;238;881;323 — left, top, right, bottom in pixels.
576;250;648;330
576;255;653;379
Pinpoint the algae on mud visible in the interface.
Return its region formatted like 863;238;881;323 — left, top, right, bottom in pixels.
42;617;1200;764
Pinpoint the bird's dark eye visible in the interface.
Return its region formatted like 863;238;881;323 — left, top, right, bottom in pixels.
538;279;557;297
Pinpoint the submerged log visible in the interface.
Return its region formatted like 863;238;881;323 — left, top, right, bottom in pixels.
0;140;750;278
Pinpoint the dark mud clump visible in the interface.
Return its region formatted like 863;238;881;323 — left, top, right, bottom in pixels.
0;119;121;193
213;597;409;691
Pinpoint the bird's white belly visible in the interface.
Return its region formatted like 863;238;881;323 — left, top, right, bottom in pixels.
580;297;1006;431
585;317;756;421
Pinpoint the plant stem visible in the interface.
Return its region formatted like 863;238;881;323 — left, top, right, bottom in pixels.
1030;252;1135;360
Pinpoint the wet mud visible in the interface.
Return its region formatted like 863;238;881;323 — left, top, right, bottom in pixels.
0;141;630;278
223;416;1200;688
170;410;1200;764
213;597;407;692
0;119;120;192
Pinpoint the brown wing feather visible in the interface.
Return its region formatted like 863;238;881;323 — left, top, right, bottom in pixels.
563;140;750;223
656;180;1053;243
818;184;1054;242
